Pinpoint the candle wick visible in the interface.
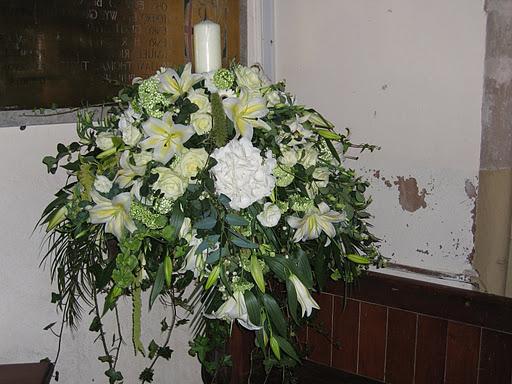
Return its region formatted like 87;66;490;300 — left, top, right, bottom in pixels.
203;9;207;21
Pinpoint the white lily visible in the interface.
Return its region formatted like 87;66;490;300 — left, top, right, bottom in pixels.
88;191;137;240
158;63;202;99
287;202;345;242
179;234;207;278
116;151;146;188
223;88;270;141
208;291;261;331
140;112;194;164
289;274;319;317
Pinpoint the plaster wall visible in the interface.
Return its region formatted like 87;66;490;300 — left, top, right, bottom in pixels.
0;123;201;383
273;0;487;281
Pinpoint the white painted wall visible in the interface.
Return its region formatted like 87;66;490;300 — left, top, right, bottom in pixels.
273;0;486;280
0;124;201;382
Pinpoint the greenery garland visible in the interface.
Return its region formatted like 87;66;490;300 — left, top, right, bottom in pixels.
40;63;384;383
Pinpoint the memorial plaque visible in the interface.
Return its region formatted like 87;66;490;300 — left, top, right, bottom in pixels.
0;0;240;110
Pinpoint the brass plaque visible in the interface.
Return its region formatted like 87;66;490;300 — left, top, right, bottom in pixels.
0;0;240;110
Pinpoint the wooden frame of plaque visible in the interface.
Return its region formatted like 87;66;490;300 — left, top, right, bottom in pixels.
0;0;246;127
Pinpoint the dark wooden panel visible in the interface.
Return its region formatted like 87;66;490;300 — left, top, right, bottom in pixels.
298;360;383;384
358;303;387;381
308;293;333;366
332;298;360;373
478;328;512;384
445;322;480;384
385;309;417;384
0;362;53;384
414;315;447;384
327;272;512;334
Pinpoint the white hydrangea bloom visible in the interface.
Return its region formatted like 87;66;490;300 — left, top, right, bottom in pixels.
210;138;276;210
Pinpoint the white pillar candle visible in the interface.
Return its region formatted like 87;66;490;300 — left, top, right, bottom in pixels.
194;20;222;73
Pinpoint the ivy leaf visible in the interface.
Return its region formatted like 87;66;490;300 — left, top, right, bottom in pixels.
148;340;159;359
157;346;174;360
42;156;58;174
104;368;123;382
98;355;113;363
139;368;154;383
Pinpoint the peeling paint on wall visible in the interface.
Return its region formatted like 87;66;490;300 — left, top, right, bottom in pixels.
394;177;427;212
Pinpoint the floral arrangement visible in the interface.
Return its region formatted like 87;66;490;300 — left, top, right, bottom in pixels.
40;63;383;383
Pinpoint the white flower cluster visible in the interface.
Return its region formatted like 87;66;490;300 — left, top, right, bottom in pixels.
210;137;276;210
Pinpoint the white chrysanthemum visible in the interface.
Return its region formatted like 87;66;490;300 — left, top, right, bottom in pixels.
210;137;276;210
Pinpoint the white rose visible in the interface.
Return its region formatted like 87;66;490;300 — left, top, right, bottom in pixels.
133;151;153;166
278;147;299;167
93;175;113;193
210;138;276;210
266;90;281;106
312;167;330;188
257;203;281;227
234;65;263;90
119;117;142;147
152;167;187;200
96;132;115;150
301;145;318;168
188;90;211;113
177;148;209;178
191;113;213;135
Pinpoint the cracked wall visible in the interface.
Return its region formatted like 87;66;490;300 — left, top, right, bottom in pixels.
274;0;487;284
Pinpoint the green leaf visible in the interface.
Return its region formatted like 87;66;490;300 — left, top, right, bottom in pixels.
43;322;57;331
230;232;258;249
157;346;174;360
163;255;173;287
161;225;176;241
265;256;295;281
89;316;102;332
295;250;313;288
324;138;341;164
244;290;261;327
205;265;220;290
262;294;287;336
148;340;159;359
270;336;281;360
169;205;185;234
211;92;228;147
104;368;123;382
139;368;154;383
347;253;370;264
315;128;342;140
275;336;300;362
42;156;58;174
286;279;299;324
132;284;145;356
250;254;265;293
194;216;217;230
50;292;61;304
225;213;249;226
149;263;165;309
98;355;113;363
